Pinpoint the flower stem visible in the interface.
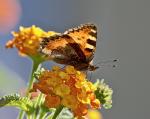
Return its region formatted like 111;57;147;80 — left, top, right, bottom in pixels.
17;111;24;119
52;105;64;119
38;113;47;119
33;93;43;119
27;61;41;96
26;114;32;119
17;57;42;119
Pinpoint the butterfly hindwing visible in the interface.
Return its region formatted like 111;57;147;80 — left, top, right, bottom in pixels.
40;34;74;56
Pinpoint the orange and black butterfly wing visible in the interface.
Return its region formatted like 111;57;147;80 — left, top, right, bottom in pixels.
64;23;97;63
40;34;83;64
40;23;97;70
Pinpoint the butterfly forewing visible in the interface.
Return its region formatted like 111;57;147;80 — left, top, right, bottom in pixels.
64;23;97;61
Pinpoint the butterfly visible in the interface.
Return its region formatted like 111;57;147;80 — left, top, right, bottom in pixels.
40;23;99;71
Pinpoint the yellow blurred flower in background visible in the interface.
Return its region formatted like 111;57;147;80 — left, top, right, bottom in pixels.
87;109;102;119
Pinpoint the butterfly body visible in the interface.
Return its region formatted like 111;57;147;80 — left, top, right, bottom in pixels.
40;23;98;71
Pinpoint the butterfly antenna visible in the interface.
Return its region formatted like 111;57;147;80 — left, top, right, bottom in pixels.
95;59;118;68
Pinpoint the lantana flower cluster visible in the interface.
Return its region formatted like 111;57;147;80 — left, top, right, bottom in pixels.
33;66;100;117
3;25;114;119
6;25;57;56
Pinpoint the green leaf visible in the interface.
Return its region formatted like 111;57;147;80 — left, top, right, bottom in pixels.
0;93;33;112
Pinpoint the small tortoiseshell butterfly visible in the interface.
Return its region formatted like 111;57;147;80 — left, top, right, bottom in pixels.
40;23;99;71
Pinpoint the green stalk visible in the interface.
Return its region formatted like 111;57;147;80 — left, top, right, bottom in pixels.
52;105;64;119
17;56;43;119
36;100;48;119
33;93;43;119
27;60;41;96
38;112;47;119
17;111;24;119
26;114;32;119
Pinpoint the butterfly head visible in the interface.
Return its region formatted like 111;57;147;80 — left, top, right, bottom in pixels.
88;65;99;71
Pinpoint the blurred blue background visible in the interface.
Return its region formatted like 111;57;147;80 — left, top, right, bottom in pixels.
0;0;150;119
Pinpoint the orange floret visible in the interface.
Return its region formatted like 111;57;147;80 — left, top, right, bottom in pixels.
45;95;61;108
